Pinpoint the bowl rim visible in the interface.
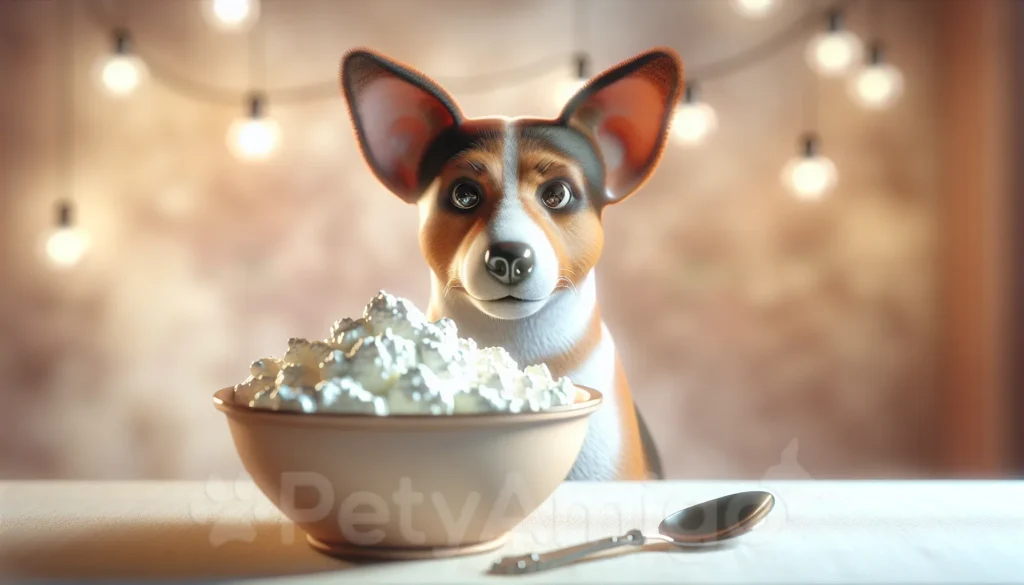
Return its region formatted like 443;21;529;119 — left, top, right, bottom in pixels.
212;384;603;429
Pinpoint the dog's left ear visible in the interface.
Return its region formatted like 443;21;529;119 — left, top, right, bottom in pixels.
340;48;464;203
558;48;683;203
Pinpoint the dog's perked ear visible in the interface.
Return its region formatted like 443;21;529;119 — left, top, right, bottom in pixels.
557;48;684;204
339;48;464;203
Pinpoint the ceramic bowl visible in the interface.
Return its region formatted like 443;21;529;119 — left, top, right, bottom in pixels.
212;385;602;559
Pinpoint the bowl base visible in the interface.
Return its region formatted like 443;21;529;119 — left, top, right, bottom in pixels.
306;533;509;561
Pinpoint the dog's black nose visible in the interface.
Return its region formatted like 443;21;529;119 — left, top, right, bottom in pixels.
484;242;535;286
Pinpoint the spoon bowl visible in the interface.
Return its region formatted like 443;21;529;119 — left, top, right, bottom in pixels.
658;490;776;545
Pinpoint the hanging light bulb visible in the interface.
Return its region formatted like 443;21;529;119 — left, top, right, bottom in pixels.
227;93;280;161
780;134;838;201
670;81;718;146
805;10;864;77
554;53;589;107
92;29;148;97
730;0;782;19
201;0;260;32
848;43;904;110
45;201;90;268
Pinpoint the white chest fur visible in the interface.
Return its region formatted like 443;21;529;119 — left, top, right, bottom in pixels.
562;322;624;481
428;271;625;480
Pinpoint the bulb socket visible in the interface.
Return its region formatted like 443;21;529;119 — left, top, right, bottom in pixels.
112;29;132;55
868;43;885;65
57;200;73;228
574;53;590;80
248;94;265;119
801;133;821;158
827;10;844;32
683;81;698;104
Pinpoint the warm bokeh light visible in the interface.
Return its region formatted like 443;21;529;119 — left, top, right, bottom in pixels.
781;153;838;200
93;31;148;98
94;53;148;97
805;30;864;77
730;0;782;19
849;62;904;110
45;227;90;268
671;101;718;146
227;116;280;161
202;0;260;31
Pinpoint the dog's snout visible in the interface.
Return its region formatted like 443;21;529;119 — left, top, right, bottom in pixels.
484;242;535;286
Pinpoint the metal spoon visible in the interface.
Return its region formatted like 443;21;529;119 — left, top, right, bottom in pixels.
489;490;775;575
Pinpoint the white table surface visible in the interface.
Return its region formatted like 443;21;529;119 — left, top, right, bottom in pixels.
0;479;1022;584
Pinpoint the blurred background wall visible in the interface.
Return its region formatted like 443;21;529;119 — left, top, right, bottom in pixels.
0;0;1019;480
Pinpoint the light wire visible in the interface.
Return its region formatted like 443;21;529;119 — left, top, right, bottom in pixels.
82;0;858;106
58;0;75;217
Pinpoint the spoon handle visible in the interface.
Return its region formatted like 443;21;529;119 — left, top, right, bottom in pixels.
490;529;646;574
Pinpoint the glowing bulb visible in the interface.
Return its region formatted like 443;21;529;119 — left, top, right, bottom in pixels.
670;84;717;146
805;11;863;77
228;118;279;161
782;157;837;200
848;45;904;110
202;0;260;31
93;30;148;97
806;32;863;76
780;135;838;200
227;95;279;161
554;53;590;108
730;0;782;19
45;202;89;268
46;228;89;267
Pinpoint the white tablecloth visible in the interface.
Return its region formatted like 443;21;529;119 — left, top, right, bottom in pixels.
0;479;1022;583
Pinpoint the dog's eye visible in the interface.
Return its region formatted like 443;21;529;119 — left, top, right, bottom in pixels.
540;181;572;210
450;181;482;210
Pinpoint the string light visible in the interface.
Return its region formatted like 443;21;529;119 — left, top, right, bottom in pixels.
730;0;782;19
201;0;260;32
92;29;148;97
227;94;279;161
780;134;838;200
554;53;589;107
805;9;863;77
79;2;874;105
68;0;883;215
45;201;90;268
670;81;718;146
47;1;89;269
848;43;903;110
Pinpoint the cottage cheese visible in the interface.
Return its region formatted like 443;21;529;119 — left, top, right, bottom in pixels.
232;291;577;415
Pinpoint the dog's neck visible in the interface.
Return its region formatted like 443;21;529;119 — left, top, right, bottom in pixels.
426;270;601;372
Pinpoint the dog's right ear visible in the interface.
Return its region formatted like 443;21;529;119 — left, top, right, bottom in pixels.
339;49;463;203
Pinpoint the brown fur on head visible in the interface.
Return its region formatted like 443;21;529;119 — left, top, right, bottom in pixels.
339;48;683;321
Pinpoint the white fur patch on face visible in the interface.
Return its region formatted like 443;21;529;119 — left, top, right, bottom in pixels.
457;121;562;319
502;118;519;201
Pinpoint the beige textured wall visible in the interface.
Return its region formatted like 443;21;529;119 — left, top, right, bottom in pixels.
0;0;942;479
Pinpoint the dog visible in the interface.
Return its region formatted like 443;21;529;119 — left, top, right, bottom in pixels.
339;47;684;481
